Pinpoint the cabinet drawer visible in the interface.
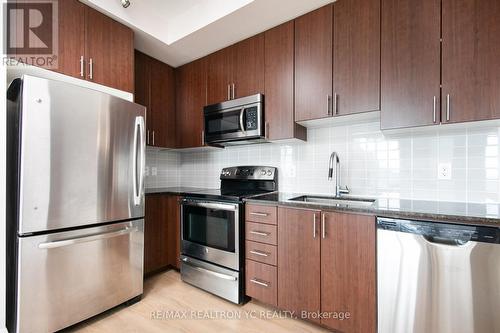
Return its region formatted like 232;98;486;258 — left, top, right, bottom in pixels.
245;222;277;245
245;240;277;266
245;260;277;307
246;204;277;225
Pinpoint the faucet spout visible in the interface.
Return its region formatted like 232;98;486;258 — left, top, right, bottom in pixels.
328;152;349;197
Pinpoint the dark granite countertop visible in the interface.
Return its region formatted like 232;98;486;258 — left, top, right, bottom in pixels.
244;192;500;227
145;187;212;195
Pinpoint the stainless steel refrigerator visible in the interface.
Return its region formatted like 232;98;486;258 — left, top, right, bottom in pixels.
6;75;146;332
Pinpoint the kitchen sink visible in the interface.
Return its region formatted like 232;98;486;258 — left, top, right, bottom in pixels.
289;195;376;207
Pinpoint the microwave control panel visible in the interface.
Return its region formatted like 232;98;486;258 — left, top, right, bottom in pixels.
245;107;258;130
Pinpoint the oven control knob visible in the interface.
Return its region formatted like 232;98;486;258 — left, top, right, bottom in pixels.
266;170;272;176
260;170;266;175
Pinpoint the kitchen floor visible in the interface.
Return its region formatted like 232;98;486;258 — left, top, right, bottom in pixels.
67;270;328;333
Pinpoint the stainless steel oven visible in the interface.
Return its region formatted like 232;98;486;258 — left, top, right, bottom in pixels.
204;94;265;146
181;199;241;271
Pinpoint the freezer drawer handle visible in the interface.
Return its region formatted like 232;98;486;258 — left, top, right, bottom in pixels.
182;259;237;281
38;227;138;249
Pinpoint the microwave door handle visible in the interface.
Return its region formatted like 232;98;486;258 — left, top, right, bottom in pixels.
239;108;246;134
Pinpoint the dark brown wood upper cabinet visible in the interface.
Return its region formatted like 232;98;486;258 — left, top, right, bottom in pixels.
206;48;233;105
150;58;176;148
134;51;176;148
206;35;264;105
294;4;333;122
442;0;500;124
176;58;207;148
334;0;380;115
320;212;376;333
85;6;134;93
233;34;265;99
56;0;85;79
381;0;441;130
278;207;321;322
264;21;306;141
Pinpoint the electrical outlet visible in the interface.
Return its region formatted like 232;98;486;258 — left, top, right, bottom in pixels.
144;166;149;177
438;163;452;180
152;167;157;176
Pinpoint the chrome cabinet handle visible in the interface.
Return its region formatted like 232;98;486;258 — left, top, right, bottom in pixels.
182;259;237;281
446;94;451;122
313;214;317;238
327;95;332;115
433;96;437;123
322;214;326;239
250;230;270;237
250;278;269;287
80;56;84;77
152;130;155;146
250;212;269;217
88;58;93;80
147;130;150;145
227;84;231;101
334;93;338;115
201;130;205;146
38;227;137;249
265;121;269;140
232;83;235;100
249;250;269;257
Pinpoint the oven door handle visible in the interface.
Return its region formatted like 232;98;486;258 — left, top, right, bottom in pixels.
181;200;238;211
239;107;246;134
182;258;237;281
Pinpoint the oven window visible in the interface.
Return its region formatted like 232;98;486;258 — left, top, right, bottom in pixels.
183;205;236;252
205;110;241;136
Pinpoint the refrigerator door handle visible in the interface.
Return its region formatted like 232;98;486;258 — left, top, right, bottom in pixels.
38;227;138;249
133;117;145;206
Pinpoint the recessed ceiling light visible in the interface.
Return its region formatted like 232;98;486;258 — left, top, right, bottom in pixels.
121;0;131;9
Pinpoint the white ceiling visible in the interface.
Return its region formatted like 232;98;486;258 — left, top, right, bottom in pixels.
80;0;334;67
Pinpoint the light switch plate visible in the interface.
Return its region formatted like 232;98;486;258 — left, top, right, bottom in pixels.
438;163;452;180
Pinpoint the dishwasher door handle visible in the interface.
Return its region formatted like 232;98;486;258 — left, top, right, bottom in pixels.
423;235;470;246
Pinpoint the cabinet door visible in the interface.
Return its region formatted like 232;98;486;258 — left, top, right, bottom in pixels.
150;58;176;148
176;59;207;148
85;7;134;92
442;0;500;123
144;195;169;275
294;4;333;122
264;21;306;141
278;208;321;322
233;34;265;99
381;0;441;129
334;0;380;115
321;212;376;332
56;0;85;79
206;48;233;105
166;196;181;269
134;50;151;132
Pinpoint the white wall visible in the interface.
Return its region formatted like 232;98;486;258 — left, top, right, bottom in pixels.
1;0;8;330
147;121;500;204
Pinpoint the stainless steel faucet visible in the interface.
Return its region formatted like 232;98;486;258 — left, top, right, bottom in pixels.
328;152;349;197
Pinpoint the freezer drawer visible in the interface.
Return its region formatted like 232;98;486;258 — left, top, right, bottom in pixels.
13;219;144;333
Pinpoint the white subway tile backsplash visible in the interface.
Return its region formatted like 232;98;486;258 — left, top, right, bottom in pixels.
146;121;500;204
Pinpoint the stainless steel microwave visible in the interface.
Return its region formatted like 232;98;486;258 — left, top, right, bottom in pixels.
204;94;265;146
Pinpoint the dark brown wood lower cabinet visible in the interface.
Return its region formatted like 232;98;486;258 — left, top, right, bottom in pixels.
320;212;376;333
144;194;181;275
277;207;321;323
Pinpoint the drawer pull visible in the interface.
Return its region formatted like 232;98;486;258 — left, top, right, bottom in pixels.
250;230;270;237
250;212;269;217
249;250;269;257
250;278;269;288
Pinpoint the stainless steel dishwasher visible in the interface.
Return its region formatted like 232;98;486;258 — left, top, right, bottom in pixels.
377;217;500;333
